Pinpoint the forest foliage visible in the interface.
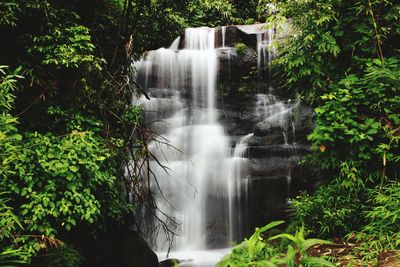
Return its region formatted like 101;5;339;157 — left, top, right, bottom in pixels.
0;2;133;263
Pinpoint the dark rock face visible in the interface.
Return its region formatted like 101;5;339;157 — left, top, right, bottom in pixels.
253;104;315;136
219;92;315;233
31;226;159;267
79;230;159;267
214;24;267;47
159;259;180;267
217;47;257;84
215;25;242;47
248;176;288;227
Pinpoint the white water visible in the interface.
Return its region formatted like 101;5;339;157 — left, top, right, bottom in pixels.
257;28;276;82
254;93;298;198
227;133;253;243
252;24;298;202
254;94;295;144
169;36;181;50
134;24;297;266
135;28;248;266
158;249;230;267
221;26;226;48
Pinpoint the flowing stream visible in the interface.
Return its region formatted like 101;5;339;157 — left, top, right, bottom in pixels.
134;24;298;266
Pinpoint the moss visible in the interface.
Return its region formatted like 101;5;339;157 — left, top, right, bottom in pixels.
235;42;247;56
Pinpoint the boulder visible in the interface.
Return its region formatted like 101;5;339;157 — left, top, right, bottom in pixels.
217;47;256;84
70;227;159;267
250;156;301;177
253;104;315;136
215;25;242;47
292;104;315;133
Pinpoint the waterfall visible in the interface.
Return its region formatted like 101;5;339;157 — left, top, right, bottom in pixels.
169;36;181;50
253;23;299;203
133;23;309;267
256;28;276;84
237;23;276;85
221;26;226;48
254;94;293;132
135;27;245;259
227;133;253;243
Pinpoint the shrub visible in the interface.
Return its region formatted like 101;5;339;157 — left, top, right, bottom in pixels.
218;221;334;267
235;43;247;56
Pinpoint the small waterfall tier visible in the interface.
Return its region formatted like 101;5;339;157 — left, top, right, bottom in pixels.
134;24;315;266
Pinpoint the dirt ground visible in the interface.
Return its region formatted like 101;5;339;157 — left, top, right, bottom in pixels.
308;243;400;266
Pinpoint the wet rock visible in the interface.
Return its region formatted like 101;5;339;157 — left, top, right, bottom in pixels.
292;104;315;133
119;232;159;267
236;24;269;47
217;47;256;83
219;106;257;136
247;133;287;146
250;156;301;177
215;25;242;47
247;144;309;158
253;104;315;136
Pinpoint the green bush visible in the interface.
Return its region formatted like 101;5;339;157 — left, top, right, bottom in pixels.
235;43;247;56
292;178;368;238
0;66;30;265
218;221;334;267
346;181;400;264
45;246;83;267
0;192;30;267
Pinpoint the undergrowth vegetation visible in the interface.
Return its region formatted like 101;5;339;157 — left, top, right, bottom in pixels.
218;221;334;267
255;0;400;265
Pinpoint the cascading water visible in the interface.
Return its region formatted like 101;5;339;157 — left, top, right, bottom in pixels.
227;133;253;243
256;28;276;82
254;94;298;145
237;24;276;84
252;25;299;201
133;23;308;266
135;27;246;266
221;26;226;48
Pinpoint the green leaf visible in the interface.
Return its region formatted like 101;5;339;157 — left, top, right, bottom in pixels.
269;233;296;243
259;220;285;233
302;238;332;250
69;166;79;172
301;257;335;267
